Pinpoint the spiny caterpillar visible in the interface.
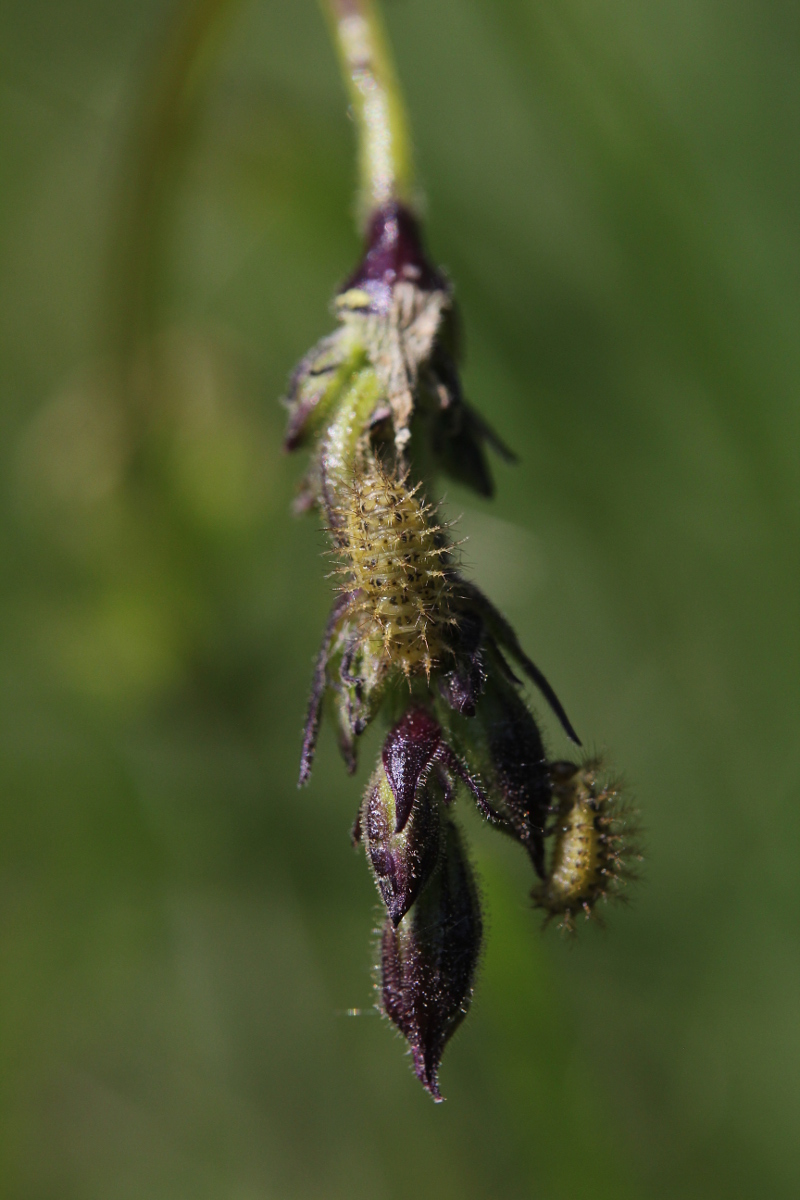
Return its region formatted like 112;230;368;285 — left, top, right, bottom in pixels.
332;457;454;680
533;759;639;931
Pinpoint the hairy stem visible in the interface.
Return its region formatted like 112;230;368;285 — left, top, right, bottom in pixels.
321;0;416;222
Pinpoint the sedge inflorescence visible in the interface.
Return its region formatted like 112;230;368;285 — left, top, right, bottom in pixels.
284;201;640;1100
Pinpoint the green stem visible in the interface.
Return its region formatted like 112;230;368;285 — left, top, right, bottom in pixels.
321;0;416;222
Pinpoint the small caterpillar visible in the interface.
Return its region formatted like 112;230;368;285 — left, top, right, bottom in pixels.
532;759;639;931
332;457;454;680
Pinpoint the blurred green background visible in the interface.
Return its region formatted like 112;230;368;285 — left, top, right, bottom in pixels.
2;0;799;1196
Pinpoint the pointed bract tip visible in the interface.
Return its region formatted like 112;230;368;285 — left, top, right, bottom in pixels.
411;1048;443;1101
379;820;482;1100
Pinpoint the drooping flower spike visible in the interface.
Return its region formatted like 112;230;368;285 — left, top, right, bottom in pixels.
284;0;640;1099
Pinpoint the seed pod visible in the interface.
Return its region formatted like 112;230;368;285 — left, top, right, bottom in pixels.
533;760;639;929
357;707;492;924
380;819;482;1101
380;708;444;832
360;755;442;926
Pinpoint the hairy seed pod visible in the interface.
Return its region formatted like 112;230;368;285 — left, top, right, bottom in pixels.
533;760;638;929
334;458;453;680
380;819;482;1101
360;755;442;926
357;708;493;923
381;708;446;832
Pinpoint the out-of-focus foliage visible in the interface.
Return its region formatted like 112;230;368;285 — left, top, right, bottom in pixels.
1;0;799;1197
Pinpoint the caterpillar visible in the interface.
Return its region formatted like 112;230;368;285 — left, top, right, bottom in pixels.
532;759;639;931
332;457;454;681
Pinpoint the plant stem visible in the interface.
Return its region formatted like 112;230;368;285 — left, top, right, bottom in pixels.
321;0;416;223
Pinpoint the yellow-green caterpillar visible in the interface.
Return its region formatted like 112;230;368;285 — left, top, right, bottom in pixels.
533;760;639;930
332;457;454;681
